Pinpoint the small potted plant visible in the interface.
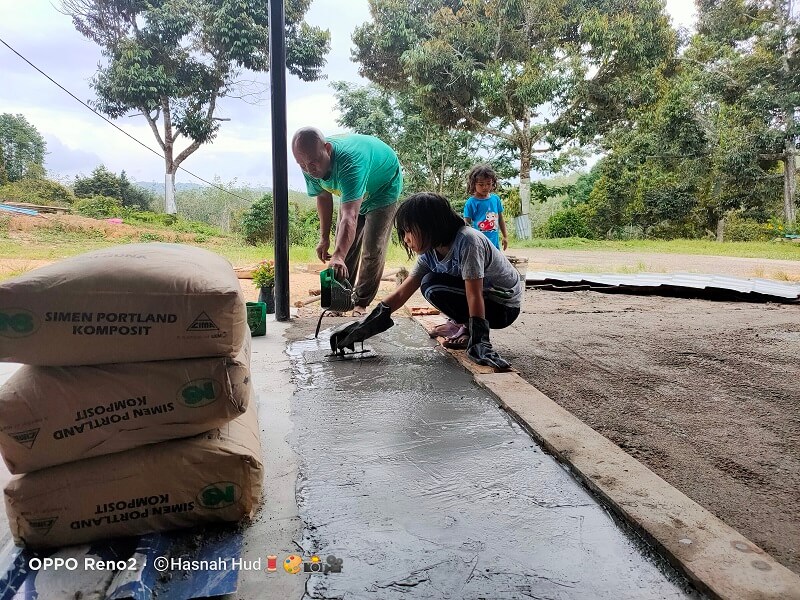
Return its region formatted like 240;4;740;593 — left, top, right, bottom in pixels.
252;259;275;314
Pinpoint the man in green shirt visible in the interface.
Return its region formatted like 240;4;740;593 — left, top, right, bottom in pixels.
291;128;403;315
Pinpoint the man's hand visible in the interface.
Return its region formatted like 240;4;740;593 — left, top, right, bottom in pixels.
316;237;331;262
328;255;349;281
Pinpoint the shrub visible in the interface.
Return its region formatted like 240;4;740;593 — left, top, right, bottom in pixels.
72;195;122;218
724;212;771;242
139;232;164;242
251;260;275;287
544;208;591;238
289;205;323;246
0;177;74;205
239;194;273;245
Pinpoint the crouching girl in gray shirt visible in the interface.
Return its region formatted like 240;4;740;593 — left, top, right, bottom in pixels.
330;192;522;369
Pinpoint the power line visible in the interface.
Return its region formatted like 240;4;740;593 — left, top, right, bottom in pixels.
0;36;255;204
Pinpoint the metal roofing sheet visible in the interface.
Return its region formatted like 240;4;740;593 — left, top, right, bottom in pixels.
525;271;800;302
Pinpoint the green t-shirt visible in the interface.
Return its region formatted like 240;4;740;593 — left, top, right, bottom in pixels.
303;134;402;215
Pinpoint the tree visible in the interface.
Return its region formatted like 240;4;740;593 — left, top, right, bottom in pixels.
74;165;158;208
692;0;799;228
62;0;331;213
332;81;512;206
0;114;46;182
352;0;675;237
0;146;7;186
588;1;793;240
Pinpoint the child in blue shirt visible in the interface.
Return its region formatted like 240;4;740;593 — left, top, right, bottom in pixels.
463;164;508;250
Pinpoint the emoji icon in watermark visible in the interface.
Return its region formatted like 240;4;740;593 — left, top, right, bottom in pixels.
283;555;302;574
303;554;343;574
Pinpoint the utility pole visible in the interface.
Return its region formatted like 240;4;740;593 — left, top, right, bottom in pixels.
269;0;290;320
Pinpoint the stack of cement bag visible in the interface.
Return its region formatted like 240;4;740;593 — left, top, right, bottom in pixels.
0;244;262;548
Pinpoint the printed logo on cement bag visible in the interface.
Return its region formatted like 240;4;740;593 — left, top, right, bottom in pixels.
197;482;241;509
0;309;39;338
26;517;57;535
178;379;222;408
9;428;40;449
186;312;219;332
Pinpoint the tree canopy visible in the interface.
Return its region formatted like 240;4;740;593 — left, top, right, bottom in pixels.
62;0;331;212
352;0;676;236
73;165;157;209
332;81;513;208
0;113;47;183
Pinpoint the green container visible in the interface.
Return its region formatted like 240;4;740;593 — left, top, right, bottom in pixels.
246;302;267;337
320;267;354;311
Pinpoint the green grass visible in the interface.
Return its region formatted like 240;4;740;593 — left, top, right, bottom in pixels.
2;217;797;271
509;237;800;261
0;227;417;269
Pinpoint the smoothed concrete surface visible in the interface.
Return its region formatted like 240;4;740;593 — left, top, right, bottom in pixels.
287;319;700;599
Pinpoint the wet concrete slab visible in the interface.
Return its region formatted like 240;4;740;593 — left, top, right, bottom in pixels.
288;319;701;599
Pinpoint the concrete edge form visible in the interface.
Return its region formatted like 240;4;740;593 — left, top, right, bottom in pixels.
412;315;800;600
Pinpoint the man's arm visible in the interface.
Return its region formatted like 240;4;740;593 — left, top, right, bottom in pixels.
329;197;363;279
316;191;334;262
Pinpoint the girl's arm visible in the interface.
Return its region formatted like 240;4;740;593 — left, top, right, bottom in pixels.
382;274;422;312
498;213;508;250
464;278;485;318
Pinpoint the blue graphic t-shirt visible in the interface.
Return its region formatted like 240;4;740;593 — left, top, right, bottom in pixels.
463;193;504;249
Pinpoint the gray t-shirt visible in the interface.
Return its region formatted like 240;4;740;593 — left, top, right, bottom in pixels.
410;227;524;307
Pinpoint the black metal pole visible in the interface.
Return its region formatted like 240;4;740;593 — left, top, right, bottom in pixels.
269;0;290;321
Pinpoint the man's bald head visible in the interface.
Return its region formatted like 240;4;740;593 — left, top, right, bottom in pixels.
292;127;326;152
292;127;333;179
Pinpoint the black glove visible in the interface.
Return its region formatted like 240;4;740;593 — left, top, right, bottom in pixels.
329;302;394;354
466;317;511;370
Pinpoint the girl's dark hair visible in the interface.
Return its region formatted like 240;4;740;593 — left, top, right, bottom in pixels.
467;163;498;194
395;192;465;258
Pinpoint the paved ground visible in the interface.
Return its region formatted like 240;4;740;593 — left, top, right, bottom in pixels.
278;319;700;599
492;289;800;576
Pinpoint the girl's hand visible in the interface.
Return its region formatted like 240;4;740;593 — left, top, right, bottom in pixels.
501;236;508;251
467;317;511;370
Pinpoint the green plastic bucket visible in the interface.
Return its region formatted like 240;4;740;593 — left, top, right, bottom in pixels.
246;301;267;337
320;267;354;311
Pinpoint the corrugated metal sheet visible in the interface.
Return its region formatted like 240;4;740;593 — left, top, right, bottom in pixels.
0;205;38;216
525;271;800;303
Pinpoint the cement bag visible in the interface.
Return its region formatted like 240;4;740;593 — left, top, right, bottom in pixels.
4;398;262;549
0;335;251;474
0;243;247;366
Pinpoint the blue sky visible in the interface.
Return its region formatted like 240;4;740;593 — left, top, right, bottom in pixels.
0;1;696;191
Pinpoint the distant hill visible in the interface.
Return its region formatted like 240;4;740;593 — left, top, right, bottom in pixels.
134;181;209;194
135;181;314;208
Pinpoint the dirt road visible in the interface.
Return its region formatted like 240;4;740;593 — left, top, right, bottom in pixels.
511;248;800;280
492;289;800;574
